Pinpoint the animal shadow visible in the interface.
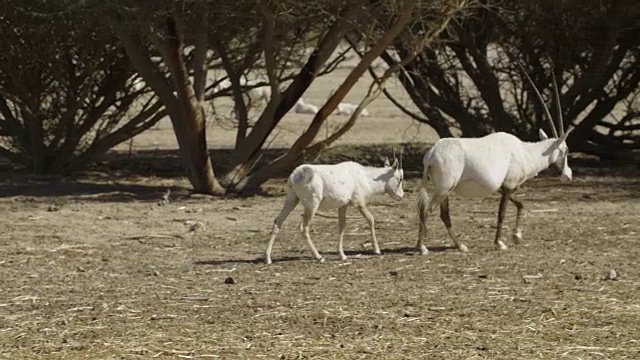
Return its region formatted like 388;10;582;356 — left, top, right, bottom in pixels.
193;245;453;266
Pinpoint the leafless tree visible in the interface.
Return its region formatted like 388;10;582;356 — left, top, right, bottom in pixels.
381;0;640;159
0;1;164;173
1;0;479;190
104;0;477;194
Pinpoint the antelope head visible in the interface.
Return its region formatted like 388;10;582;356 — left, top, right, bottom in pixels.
383;148;405;200
519;62;574;182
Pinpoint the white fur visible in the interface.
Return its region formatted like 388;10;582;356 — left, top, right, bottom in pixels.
336;102;370;117
416;129;573;254
212;77;271;103
265;159;404;264
294;98;319;115
416;63;574;254
247;85;271;103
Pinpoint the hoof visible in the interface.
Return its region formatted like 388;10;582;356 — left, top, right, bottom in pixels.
458;244;469;253
339;254;348;261
419;246;429;255
512;230;523;243
265;257;272;265
317;257;326;263
374;249;382;256
497;241;508;251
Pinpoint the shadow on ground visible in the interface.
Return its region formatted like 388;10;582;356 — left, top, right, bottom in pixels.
0;179;177;202
193;246;453;266
0;144;637;201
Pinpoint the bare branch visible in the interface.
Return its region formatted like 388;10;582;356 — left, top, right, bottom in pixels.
108;12;179;109
311;2;465;153
369;65;430;123
259;1;281;100
192;2;208;102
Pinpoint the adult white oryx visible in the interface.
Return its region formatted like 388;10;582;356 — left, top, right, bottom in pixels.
265;153;405;264
416;64;573;254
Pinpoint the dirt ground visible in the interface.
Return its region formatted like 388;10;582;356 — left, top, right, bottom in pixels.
1;68;640;359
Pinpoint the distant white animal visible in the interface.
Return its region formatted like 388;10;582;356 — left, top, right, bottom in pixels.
212;77;248;94
213;77;271;104
265;155;405;264
247;85;271;103
336;102;370;117
416;63;573;255
294;98;319;115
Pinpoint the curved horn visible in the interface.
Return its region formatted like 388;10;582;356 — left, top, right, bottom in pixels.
550;68;564;136
399;147;403;169
517;62;559;138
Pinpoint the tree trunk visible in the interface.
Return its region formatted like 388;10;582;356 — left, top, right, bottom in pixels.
26;114;45;173
109;12;224;195
236;2;417;192
163;17;225;195
220;2;366;187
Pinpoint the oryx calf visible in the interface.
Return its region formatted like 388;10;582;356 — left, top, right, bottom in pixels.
416;64;573;254
265;156;405;264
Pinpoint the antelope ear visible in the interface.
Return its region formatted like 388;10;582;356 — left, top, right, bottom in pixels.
391;158;399;170
383;157;390;167
539;129;549;140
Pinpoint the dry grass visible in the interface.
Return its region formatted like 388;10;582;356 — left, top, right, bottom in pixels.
0;168;638;359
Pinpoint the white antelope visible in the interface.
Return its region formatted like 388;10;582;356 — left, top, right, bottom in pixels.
336;102;370;117
212;77;271;103
265;155;405;264
416;64;573;254
294;98;319;115
247;84;271;103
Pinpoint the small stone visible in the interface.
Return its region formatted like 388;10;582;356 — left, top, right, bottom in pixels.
185;220;205;232
389;271;399;277
403;308;419;317
604;269;618;281
224;276;236;285
47;204;59;212
574;273;583;280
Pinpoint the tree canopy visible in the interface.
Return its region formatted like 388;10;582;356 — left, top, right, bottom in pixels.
1;0;637;192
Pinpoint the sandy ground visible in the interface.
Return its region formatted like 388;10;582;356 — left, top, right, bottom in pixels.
1;69;639;359
119;67;440;153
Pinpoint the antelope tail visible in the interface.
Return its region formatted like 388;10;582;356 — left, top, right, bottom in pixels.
417;187;429;234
